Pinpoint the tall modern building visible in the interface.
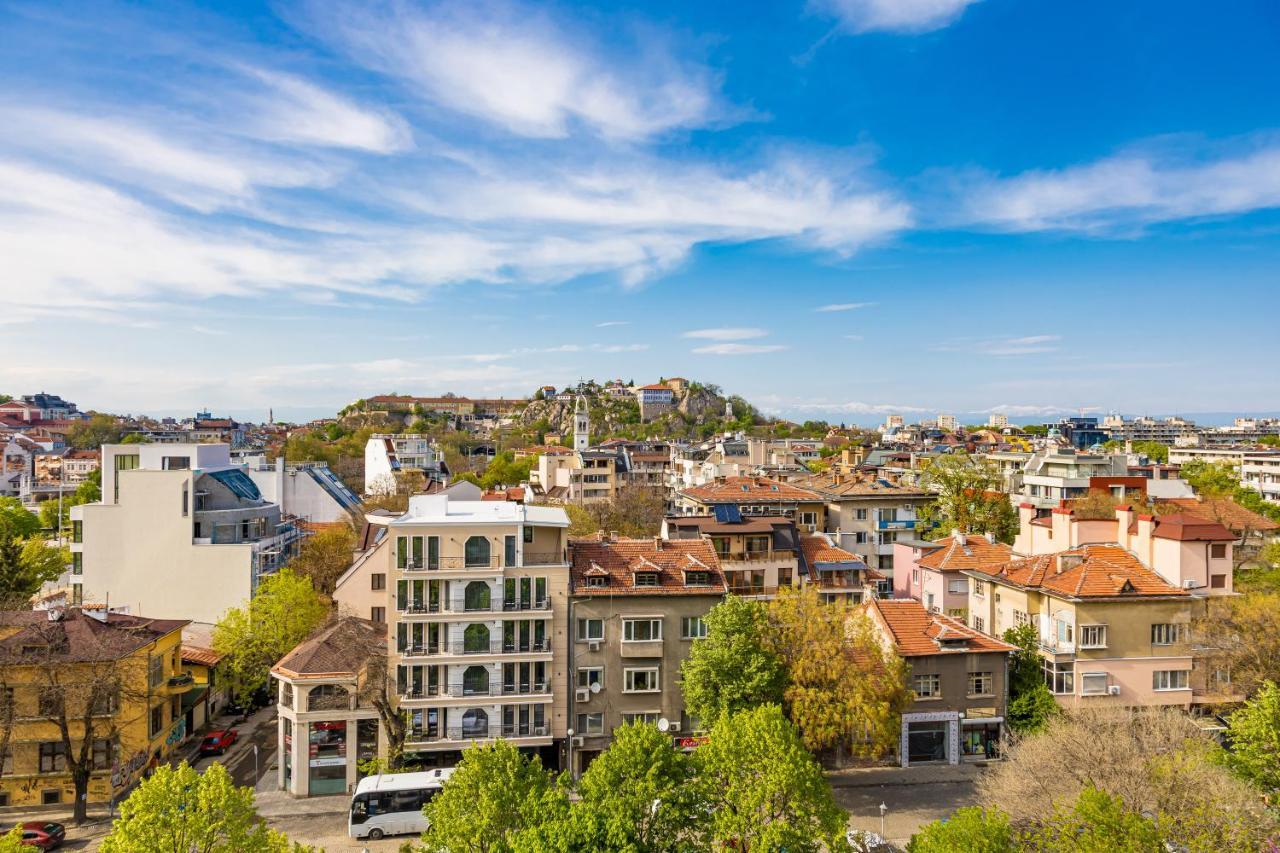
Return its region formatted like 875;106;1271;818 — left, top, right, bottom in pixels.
71;444;308;624
336;494;572;768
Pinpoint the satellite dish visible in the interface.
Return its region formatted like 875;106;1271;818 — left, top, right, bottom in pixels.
589;681;602;694
657;718;670;733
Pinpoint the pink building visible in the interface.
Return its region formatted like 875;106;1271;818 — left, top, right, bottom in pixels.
893;532;1012;620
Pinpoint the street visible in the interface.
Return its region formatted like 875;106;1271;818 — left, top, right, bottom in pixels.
829;764;981;847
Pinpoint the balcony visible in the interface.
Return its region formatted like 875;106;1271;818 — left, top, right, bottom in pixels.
400;681;551;701
523;551;568;566
717;550;779;564
876;519;917;531
398;639;553;658
165;673;195;693
811;572;862;590
397;598;551;617
406;723;552;745
726;583;779;598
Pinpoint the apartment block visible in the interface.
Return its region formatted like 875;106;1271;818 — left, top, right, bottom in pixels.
893;531;1013;620
71;444;307;624
364;434;448;496
673;476;826;532
567;537;726;774
663;511;801;598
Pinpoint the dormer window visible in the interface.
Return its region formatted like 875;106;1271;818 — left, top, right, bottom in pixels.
635;573;660;587
685;571;710;587
586;576;607;588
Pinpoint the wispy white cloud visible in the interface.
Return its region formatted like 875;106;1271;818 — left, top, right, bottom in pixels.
816;302;876;312
931;334;1062;356
682;327;768;341
811;0;980;34
238;67;413;153
959;135;1280;233
843;334;864;341
692;342;788;355
296;0;730;141
595;321;630;328
780;399;930;414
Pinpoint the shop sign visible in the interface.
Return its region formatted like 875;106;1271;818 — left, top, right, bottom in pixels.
308;756;346;768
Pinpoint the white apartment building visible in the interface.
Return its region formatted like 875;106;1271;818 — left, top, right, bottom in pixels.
936;414;959;432
241;455;363;523
1100;415;1198;445
1014;448;1128;509
335;494;571;768
71;444;308;624
1168;446;1280;503
364;434;448;496
987;413;1009;429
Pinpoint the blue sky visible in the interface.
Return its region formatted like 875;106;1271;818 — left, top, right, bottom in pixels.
2;0;1278;423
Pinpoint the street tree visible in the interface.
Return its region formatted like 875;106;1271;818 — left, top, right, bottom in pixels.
287;525;357;596
1002;623;1058;735
100;762;307;852
0;497;40;538
420;739;568;853
680;595;787;727
907;806;1015;852
1221;680;1280;793
698;704;849;852
1194;591;1280;696
0;532;67;609
552;722;711;851
0;826;25;853
766;588;910;759
917;454;1018;542
212;567;328;706
65;414;123;451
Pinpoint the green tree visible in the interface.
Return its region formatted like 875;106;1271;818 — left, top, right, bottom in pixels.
1179;459;1242;498
1131;440;1169;463
119;432;152;444
420;739;568;852
1221;680;1280;792
1002;623;1058;734
539;722;710;851
0;826;27;853
1195;592;1280;697
907;806;1016;852
287;525;356;596
681;595;787;728
65;414;123;450
767;588;910;758
918;454;1018;542
38;469;101;532
212;568;328;705
699;705;849;852
1025;786;1163;852
0;533;67;607
0;497;40;538
101;762;306;852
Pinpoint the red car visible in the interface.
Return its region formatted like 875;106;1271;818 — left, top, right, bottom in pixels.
199;729;238;756
17;821;65;849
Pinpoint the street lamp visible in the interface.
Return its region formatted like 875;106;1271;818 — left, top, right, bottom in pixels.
879;802;887;840
566;728;574;778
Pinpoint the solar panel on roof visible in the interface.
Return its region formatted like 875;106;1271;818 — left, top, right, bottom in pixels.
713;504;742;524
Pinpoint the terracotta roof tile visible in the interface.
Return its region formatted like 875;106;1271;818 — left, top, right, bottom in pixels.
680;476;822;503
570;538;727;596
965;543;1187;599
791;472;930;499
1165;497;1279;533
868;598;1015;656
0;609;188;664
182;645;222;667
917;534;1012;572
272;617;385;678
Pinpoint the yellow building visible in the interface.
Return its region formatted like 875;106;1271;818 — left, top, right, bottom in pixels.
0;608;189;808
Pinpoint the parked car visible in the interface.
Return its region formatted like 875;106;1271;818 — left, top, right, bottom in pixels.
17;821;65;849
199;729;238;756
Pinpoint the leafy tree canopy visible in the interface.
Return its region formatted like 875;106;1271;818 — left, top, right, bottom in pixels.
681;595;787;728
1222;680;1280;792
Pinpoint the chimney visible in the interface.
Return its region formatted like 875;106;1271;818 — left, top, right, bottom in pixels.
1135;515;1156;567
984;532;996;545
952;529;966;543
1114;505;1134;549
608;530;619;542
1055;553;1084;574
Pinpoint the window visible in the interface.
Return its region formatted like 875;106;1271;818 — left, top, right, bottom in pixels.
1211;543;1227;559
799;511;817;527
523;526;534;543
1081;672;1110;695
577;667;603;689
634;572;659;587
1153;670;1189;691
41;790;61;805
371;573;385;591
149;656;164;688
948;578;967;595
465;536;491;568
91;738;113;770
1079;625;1108;649
1043;660;1075;694
1211;574;1227;589
370;607;385;624
1013;610;1031;628
576;713;604;735
150;704;164;738
972;579;986;596
161;456;190;470
623;619;662;642
72;520;82;543
624;668;660;692
912;674;941;698
586;576;607;588
681;617;708;639
685;571;710;587
967;672;993;697
396;537;408;570
622;712;661;726
427;536;439;570
38;688;62;718
576;619;604;642
855;508;868;520
972;615;985;633
38;742;66;773
505;535;517;567
1151;624;1188;646
854;532;868;544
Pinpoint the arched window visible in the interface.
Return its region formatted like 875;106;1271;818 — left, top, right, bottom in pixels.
306;684;349;712
461;708;488;738
464;581;491;612
463;623;491;653
462;666;489;696
464;536;491;568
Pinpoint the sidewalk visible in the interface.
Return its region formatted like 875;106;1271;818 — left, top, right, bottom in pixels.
828;762;985;788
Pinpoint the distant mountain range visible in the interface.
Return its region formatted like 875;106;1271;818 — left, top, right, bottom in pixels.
764;407;1280;430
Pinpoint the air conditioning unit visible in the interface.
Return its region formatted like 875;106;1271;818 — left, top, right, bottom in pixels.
1108;685;1121;696
575;688;590;703
571;736;584;747
1182;579;1199;589
588;641;602;653
667;721;681;733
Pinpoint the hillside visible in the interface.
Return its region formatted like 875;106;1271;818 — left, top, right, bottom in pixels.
518;381;762;442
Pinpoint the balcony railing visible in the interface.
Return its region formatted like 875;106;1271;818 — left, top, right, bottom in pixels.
726;583;779;597
876;519;917;531
400;553;565;571
400;681;551;701
717;551;778;563
398;598;551;616
399;639;553;657
523;551;568;566
406;723;551;743
811;573;862;589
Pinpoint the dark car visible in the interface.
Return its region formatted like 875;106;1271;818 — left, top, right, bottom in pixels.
199;729;238;755
18;821;65;850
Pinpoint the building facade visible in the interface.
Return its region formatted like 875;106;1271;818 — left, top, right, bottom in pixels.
364;434;448;496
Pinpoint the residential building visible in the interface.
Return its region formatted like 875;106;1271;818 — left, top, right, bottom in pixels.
0;393;80;422
1163;495;1279;559
242;455;363;523
634;384;676;421
1100;415;1199;445
272;617;386;797
533;447;625;505
663;512;802;598
791;470;932;580
364;434;448;496
1168;446;1280;504
893;532;1012;620
1043;417;1109;450
799;534;883;604
0;608;188;807
672;476;826;532
987;414;1009;429
353;494;571;768
864;598;1014;767
71;444;308;624
936;414;958;432
567;537;726;774
1;434;55;498
1015;448;1129;509
179;643;227;737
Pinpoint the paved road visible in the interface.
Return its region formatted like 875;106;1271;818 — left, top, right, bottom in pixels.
188;705;278;787
830;765;981;847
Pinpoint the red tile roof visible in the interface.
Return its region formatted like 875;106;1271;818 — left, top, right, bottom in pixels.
1165;497;1279;533
792;471;929;498
680;476;822;504
801;535;885;580
273;617;385;678
965;543;1187;599
917;534;1013;572
1142;512;1237;542
570;538;726;596
867;598;1015;657
182;645;222;667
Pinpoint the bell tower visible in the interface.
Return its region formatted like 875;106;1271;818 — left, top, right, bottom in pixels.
574;395;590;452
